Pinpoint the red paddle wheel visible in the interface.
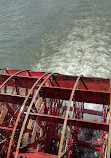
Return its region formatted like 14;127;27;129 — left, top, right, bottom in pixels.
0;68;110;158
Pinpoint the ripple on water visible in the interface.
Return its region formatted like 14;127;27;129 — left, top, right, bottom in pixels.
33;0;111;78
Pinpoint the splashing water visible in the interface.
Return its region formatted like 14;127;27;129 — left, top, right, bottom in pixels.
32;0;111;78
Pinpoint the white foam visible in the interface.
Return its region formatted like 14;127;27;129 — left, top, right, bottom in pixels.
32;4;111;78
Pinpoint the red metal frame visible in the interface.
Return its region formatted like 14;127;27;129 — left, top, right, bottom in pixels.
0;68;110;158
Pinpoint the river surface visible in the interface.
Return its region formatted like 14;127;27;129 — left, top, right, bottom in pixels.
0;0;111;78
0;1;111;157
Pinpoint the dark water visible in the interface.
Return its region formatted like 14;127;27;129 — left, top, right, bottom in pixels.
0;0;111;78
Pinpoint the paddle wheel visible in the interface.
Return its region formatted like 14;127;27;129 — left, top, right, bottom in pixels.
0;68;110;158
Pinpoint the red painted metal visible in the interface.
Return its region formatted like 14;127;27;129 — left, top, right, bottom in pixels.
28;113;109;131
0;68;110;158
13;152;58;158
0;93;32;105
40;86;110;105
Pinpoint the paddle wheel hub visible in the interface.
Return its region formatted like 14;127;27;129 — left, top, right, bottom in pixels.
0;69;110;158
